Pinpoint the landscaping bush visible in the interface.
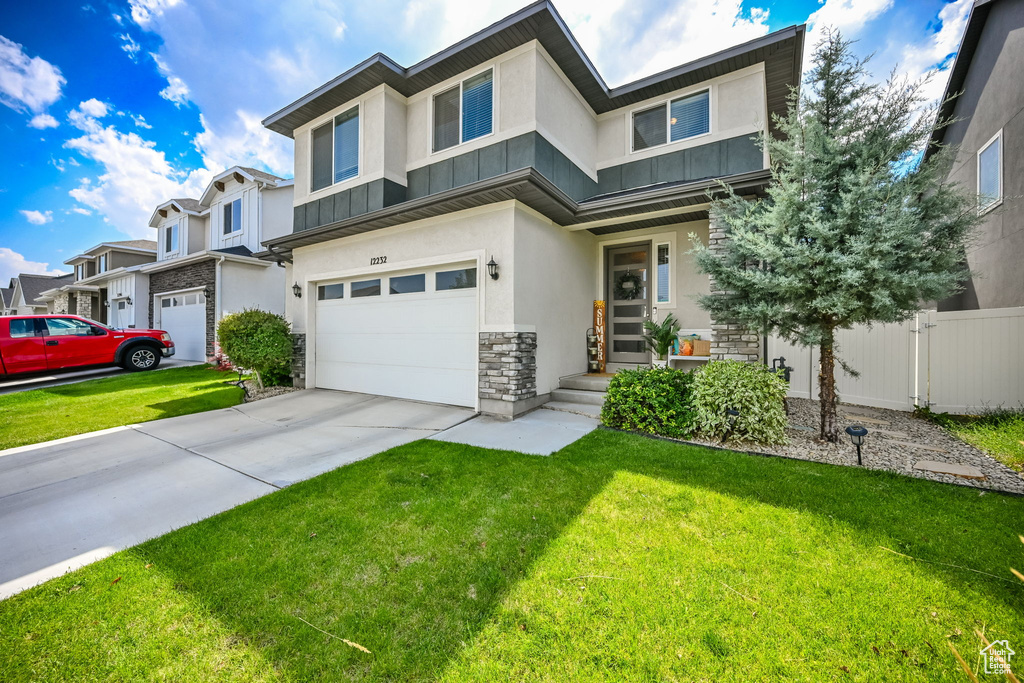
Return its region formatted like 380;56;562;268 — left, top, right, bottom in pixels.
690;360;788;444
600;366;695;439
216;309;292;389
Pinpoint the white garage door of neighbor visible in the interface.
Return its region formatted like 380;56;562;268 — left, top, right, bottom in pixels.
159;291;207;361
315;266;478;408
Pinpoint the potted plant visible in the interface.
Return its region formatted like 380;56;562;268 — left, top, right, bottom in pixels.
643;313;681;368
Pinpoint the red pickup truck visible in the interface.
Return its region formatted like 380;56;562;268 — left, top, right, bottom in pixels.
0;315;175;377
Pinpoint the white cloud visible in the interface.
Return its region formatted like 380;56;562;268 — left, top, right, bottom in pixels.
131;113;153;129
71;206;92;215
20;209;53;225
28;113;58;129
150;52;190;106
896;0;972;105
0;247;65;282
0;35;65;114
119;33;142;61
129;0;182;27
803;0;894;73
67;98;111;131
193;110;292;175
63;102;211;239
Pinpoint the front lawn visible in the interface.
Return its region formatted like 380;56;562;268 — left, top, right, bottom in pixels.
1;430;1021;681
0;365;244;450
923;408;1024;472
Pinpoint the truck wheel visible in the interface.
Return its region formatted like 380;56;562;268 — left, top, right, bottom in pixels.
124;345;162;372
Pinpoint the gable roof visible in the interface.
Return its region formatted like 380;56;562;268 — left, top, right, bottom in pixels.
238;166;284;183
18;273;74;304
103;239;158;251
0;287;12;308
262;0;804;139
198;166;289;205
926;0;997;156
148;198;205;228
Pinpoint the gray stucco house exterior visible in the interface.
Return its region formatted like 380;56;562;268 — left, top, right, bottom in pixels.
259;1;804;417
931;0;1024;311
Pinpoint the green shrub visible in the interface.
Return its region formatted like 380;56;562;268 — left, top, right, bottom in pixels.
690;360;788;444
217;309;293;389
600;366;695;439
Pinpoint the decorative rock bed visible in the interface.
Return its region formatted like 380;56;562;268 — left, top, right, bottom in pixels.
243;385;299;402
687;398;1024;495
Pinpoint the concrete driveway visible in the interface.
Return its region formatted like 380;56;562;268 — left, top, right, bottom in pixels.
0;390;472;599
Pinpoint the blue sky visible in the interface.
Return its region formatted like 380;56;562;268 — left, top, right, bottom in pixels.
0;0;971;282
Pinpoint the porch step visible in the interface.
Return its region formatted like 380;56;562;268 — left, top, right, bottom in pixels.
558;373;613;392
551;388;607;406
542;401;602;419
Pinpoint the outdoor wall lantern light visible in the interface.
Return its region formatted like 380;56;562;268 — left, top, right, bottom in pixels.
487;257;499;280
125;297;132;306
845;425;868;466
292;283;302;298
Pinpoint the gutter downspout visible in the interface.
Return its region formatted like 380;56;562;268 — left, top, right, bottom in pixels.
214;254;226;357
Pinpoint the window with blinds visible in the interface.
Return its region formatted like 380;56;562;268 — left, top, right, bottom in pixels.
433;69;492;153
334;106;359;183
310;106;360;192
632;104;666;151
632;89;710;152
670;90;709;141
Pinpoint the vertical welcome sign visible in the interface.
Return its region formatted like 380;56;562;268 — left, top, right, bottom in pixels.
594;300;606;374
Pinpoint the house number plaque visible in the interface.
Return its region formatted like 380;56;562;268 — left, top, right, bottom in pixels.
593;300;606;374
370;256;387;265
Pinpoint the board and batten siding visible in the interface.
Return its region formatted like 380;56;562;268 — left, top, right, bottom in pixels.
768;307;1024;414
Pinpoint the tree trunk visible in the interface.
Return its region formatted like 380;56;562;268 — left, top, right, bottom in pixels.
818;333;840;443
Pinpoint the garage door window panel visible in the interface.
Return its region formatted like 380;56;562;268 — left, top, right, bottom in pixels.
436;268;477;291
389;274;426;294
351;279;381;297
318;283;344;300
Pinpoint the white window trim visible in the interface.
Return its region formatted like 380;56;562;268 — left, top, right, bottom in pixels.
655;241;671;306
429;67;496;156
977;129;1003;215
628;86;713;154
223;197;243;236
163;223;180;258
309;103;362;194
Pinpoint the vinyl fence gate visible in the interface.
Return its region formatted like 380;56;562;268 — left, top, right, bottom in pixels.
767;307;1024;414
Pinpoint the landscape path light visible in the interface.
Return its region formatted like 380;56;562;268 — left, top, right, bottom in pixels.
845;425;868;466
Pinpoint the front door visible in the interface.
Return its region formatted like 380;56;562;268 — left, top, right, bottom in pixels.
606;243;651;364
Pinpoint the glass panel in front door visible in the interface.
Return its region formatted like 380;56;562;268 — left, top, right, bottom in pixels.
607;243;650;364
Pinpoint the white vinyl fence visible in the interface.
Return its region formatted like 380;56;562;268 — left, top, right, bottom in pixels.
767;307;1024;414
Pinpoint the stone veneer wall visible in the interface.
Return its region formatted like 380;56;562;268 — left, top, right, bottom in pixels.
75;291;92;321
148;260;217;359
479;332;538;416
707;215;762;362
291;333;306;388
52;292;70;314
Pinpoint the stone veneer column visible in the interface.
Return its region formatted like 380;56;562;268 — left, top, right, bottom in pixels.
707;214;762;362
75;291;93;321
478;332;541;419
291;333;306;389
53;292;69;314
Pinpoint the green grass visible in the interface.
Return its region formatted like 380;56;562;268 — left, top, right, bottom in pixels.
2;430;1023;681
922;408;1024;472
0;365;245;450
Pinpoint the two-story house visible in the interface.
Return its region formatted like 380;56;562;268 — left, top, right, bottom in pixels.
37;240;158;326
259;1;804;417
6;273;73;316
929;0;1023;311
143;166;293;360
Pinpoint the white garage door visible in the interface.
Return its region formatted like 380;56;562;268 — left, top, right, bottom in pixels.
159;291;207;361
315;264;478;407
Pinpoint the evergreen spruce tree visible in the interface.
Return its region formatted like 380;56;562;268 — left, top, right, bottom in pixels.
691;31;979;443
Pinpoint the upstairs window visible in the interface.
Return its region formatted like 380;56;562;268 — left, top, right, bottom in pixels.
223;198;242;235
76;264;83;280
978;130;1002;213
98;254;107;273
632;89;710;152
164;224;178;254
432;69;493;153
311;105;359;192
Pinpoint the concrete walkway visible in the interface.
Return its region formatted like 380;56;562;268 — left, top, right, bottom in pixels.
430;408;598;455
0;390;472;599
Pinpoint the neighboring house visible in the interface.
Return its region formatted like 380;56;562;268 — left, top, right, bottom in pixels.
7;273;73;315
37;240;157;326
0;284;13;315
259;1;804;417
143;166;292;361
930;0;1024;311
